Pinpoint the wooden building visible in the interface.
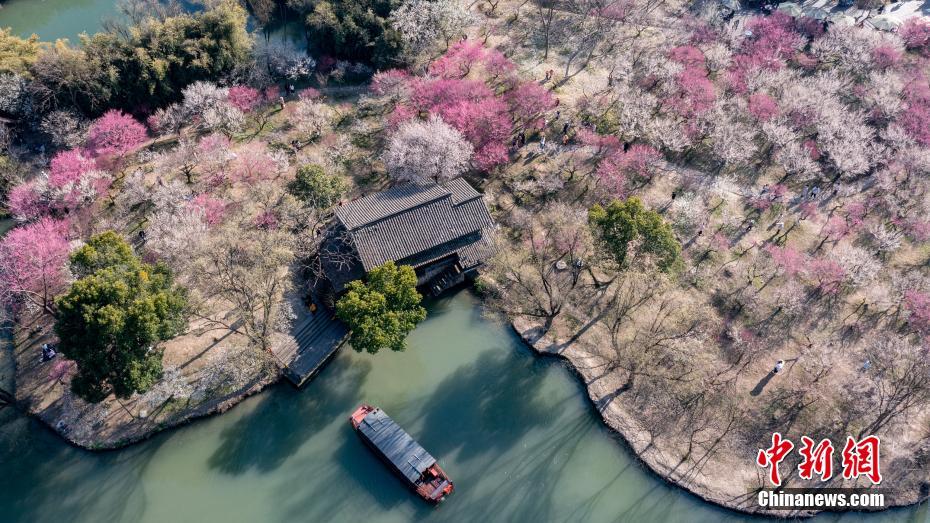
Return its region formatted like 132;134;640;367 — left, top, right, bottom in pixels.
315;178;496;302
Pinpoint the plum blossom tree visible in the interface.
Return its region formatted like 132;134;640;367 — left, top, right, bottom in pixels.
807;257;845;295
231;143;289;184
190;194;228;226
382;115;474;183
177;81;245;136
146;205;209;271
900;18;930;55
748;92;778;121
6;181;47;221
376;43;549;171
0;217;71;312
390;0;474;59
765;244;806;277
252;40;316;82
85;110;147;161
48;150;97;188
504;81;557;130
904;290;930;336
291;98;333;142
40;110;88;149
595;144;662;197
148;103;188;137
227;85;264;113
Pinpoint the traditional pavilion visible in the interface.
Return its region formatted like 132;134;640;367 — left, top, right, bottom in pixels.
314;178;496;303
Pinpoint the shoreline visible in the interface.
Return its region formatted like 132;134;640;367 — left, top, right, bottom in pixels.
6;293;923;517
8;312;284;451
509;316;918;519
20;368;281;451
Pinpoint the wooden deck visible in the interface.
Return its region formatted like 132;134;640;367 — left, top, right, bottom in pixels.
273;310;348;387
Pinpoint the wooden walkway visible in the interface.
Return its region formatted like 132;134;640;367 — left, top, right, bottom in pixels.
273;310;348;387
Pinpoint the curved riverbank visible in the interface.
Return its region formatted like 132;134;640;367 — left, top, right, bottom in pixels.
510;316;921;519
1;291;755;522
9;311;282;450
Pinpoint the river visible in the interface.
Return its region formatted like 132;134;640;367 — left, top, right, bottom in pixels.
0;292;925;522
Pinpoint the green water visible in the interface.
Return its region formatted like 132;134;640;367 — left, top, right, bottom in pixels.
0;292;926;522
0;0;123;41
0;0;300;43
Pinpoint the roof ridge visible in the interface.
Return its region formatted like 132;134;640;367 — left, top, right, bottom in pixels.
342;185;453;231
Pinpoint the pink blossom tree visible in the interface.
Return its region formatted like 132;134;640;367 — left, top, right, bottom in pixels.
807;257;845;295
85;110;148;161
748;93;778;121
48;359;77;385
727;13;804;93
595;144;661;197
871;44;902;69
900;18;930;55
232;143;286;184
0;217;71;313
227;85;264;113
190;194;229;226
897;101;930;146
435;96;511;171
505;81;556;130
6;181;47;221
904;290;930;335
671;66;716;117
765;244;806;276
48;150;97;187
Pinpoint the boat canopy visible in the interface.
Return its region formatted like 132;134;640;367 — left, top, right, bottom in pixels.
358;409;437;483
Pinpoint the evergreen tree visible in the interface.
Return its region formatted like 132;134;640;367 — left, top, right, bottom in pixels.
55;232;188;403
588;197;682;273
336;261;426;354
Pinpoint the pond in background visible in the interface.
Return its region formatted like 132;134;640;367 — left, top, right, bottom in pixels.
0;0;301;44
0;0;124;42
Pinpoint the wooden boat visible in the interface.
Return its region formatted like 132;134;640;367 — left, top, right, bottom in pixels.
349;404;454;503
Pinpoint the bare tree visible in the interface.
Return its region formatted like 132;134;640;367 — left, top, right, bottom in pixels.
485;203;594;331
860;337;930;437
191;185;300;351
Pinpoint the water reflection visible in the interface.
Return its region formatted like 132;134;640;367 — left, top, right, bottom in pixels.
0;292;927;522
207;356;372;475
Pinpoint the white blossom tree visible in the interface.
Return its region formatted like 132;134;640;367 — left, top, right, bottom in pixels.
291;98;333;142
382;115;474;183
390;0;474;59
253;40;317;82
40;110;88;149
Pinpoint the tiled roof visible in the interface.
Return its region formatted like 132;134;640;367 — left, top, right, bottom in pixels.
336;180;494;272
335;183;449;230
322;179;495;289
444;177;481;205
